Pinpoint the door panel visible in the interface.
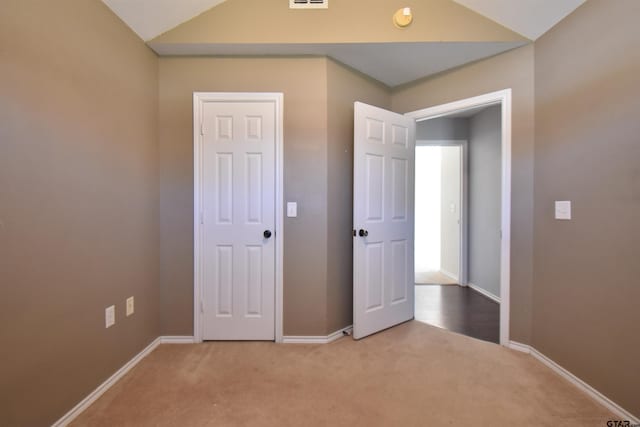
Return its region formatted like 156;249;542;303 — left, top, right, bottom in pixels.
216;154;233;224
366;154;384;221
216;246;233;316
391;158;408;220
246;153;263;224
354;102;415;340
202;101;275;340
391;240;408;304
365;242;384;311
245;245;263;316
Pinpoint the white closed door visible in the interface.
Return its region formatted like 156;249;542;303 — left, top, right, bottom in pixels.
353;102;416;340
201;101;275;340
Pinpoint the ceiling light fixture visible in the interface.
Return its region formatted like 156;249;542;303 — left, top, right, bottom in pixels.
393;7;413;28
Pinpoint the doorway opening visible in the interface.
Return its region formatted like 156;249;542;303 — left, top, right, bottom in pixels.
406;89;511;346
415;144;463;286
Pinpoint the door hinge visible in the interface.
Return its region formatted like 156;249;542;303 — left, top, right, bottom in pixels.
200;211;204;225
353;229;356;237
200;122;205;136
200;299;204;314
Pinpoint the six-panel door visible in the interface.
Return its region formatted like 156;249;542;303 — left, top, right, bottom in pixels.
353;102;416;340
202;101;275;340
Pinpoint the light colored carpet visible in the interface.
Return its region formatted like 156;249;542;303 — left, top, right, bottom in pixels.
72;322;614;427
415;270;458;285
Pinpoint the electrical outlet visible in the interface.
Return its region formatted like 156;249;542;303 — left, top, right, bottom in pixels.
126;296;134;317
105;305;115;328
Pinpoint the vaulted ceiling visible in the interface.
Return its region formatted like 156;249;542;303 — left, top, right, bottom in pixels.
102;0;586;87
451;0;585;40
102;0;228;42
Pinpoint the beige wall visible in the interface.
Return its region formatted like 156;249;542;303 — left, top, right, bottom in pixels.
326;59;390;333
5;0;639;421
417;117;469;141
0;1;159;425
533;0;640;417
392;45;535;343
468;106;502;298
158;57;391;337
158;57;330;336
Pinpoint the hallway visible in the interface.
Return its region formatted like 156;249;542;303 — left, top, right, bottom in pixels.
415;285;499;344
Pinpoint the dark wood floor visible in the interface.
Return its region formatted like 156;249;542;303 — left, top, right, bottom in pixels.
415;284;499;344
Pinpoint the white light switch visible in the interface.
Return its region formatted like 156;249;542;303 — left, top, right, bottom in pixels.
105;305;115;328
126;296;134;317
555;201;572;220
287;202;297;218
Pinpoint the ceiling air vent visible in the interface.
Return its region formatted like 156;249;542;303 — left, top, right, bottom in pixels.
289;0;328;9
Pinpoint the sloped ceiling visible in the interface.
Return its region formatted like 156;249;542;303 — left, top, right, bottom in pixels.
101;0;585;87
452;0;586;40
102;0;227;41
103;0;585;42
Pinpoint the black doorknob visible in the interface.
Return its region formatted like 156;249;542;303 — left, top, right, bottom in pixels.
358;229;368;237
263;230;272;239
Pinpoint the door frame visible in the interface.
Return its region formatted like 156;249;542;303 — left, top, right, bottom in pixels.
415;140;468;286
406;89;512;346
192;92;284;343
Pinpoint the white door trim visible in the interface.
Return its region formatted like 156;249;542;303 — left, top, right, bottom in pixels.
415;139;468;285
406;89;512;346
193;92;284;343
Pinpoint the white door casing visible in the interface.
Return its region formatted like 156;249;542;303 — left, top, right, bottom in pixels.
194;93;283;342
353;102;416;340
406;89;512;346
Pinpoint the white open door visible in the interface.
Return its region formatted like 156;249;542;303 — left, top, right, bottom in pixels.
353;102;416;340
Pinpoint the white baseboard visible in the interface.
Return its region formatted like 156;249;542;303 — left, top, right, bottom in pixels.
160;336;196;344
440;269;459;282
282;325;353;344
508;341;639;423
467;282;501;304
507;340;531;354
52;337;161;427
52;336;197;426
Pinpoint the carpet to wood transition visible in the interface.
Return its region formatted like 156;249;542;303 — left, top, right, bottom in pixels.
72;321;615;426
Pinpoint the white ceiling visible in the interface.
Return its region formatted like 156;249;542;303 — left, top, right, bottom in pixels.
452;0;586;40
103;0;586;42
102;0;227;41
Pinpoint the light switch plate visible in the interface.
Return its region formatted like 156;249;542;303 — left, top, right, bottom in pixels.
105;305;115;328
287;202;297;218
555;201;572;220
126;297;134;317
